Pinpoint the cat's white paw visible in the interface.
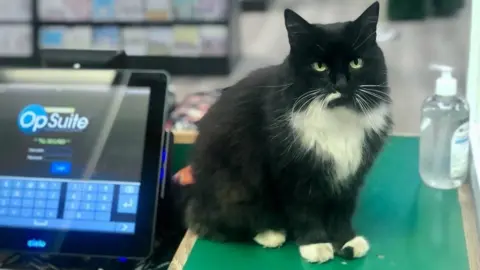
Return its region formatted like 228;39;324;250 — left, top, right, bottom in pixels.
254;230;286;248
341;236;370;258
299;243;334;263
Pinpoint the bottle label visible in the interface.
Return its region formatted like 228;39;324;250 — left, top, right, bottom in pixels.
450;122;469;179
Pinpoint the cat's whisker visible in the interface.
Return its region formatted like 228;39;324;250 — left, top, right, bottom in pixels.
359;86;389;92
270;114;289;129
362;91;391;100
365;84;389;88
298;96;317;113
359;88;390;97
358;93;388;134
300;93;326;115
356;94;378;132
359;84;388;88
293;91;317;109
354;95;371;127
257;83;294;89
358;87;390;98
360;93;391;105
358;89;391;103
292;89;325;112
290;92;318;120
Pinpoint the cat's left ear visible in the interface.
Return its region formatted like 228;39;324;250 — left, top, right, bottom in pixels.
284;9;312;50
353;2;380;45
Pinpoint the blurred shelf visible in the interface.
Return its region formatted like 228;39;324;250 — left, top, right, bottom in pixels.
242;0;272;12
0;0;242;76
39;20;229;26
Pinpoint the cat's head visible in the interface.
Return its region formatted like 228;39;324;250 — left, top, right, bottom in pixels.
283;2;390;114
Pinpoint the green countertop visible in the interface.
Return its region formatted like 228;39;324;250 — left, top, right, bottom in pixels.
174;136;472;270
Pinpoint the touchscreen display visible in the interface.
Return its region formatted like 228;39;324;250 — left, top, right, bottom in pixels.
0;84;150;234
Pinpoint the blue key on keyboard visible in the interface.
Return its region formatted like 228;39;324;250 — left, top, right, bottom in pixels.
9;208;20;217
24;190;34;198
46;210;57;219
0;199;9;207
46;200;58;209
95;212;111;221
83;193;97;201
77;212;94;220
11;199;21;207
65;201;80;210
98;193;113;202
48;182;62;190
95;202;111;212
35;200;46;208
13;181;23;189
66;191;81;201
83;183;97;192
35;190;47;199
98;184;114;193
120;185;139;194
11;190;22;198
25;181;36;189
117;195;138;214
68;183;83;191
37;182;48;190
22;199;34;208
115;222;135;233
81;202;94;211
0;190;10;197
64;211;75;219
47;191;59;200
64;211;94;220
1;180;11;189
33;209;45;218
21;209;32;217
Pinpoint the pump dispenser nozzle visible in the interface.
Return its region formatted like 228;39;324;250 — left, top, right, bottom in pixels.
429;64;457;96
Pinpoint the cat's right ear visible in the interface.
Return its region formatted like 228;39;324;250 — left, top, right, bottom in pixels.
284;9;311;48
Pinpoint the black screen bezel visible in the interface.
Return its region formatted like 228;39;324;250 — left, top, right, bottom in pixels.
0;68;168;259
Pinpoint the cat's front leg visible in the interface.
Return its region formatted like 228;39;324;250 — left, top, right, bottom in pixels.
289;207;334;264
328;196;370;260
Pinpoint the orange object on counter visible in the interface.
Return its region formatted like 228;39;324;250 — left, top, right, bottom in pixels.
174;165;195;185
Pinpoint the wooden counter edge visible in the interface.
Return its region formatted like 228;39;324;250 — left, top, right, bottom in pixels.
173;131;197;144
168;230;197;270
169;131;480;270
458;185;480;270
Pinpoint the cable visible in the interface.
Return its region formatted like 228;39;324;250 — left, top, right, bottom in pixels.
0;254;137;270
137;258;170;270
155;261;170;270
0;253;21;268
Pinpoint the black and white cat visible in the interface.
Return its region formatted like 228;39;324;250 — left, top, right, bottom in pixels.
183;1;393;263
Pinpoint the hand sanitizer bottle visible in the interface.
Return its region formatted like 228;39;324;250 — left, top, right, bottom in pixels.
419;64;470;189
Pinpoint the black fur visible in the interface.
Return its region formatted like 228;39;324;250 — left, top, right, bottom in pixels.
183;1;393;258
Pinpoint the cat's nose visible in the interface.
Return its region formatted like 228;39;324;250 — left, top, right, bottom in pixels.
334;75;348;91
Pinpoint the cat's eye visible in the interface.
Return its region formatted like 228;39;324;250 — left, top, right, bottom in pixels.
311;62;327;72
349;58;364;69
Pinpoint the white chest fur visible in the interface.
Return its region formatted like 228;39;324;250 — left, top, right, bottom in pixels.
290;102;390;184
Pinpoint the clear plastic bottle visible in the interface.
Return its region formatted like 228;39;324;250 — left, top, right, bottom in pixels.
419;64;470;189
